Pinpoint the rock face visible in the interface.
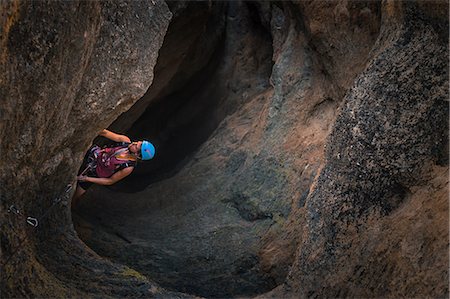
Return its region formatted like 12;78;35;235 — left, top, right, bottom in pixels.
1;1;173;297
1;0;448;298
282;1;449;298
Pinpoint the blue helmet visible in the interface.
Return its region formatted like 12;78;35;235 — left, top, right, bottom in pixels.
141;141;155;160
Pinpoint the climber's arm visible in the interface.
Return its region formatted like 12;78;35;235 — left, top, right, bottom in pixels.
78;167;134;186
99;129;131;143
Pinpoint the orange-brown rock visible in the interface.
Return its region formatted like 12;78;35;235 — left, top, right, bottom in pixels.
1;1;448;298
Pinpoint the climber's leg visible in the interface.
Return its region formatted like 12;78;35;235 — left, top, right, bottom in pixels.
71;185;86;209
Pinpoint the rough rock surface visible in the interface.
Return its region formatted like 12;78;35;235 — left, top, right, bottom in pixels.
283;2;449;298
79;2;277;297
1;1;173;298
1;0;448;298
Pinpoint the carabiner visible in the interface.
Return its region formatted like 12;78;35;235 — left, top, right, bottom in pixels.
65;184;73;193
51;184;73;204
26;217;38;227
8;205;20;215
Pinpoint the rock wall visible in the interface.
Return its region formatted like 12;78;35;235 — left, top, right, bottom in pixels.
1;0;448;298
1;1;173;297
283;1;449;297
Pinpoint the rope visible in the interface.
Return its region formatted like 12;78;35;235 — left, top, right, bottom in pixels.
1;183;72;269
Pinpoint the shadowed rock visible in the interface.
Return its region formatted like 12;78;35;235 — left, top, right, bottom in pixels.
1;0;448;298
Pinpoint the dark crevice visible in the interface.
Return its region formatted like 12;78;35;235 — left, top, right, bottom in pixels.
110;34;227;192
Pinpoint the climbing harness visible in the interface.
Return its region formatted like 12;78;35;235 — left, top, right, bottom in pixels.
80;145;101;175
80;143;137;178
1;183;73;268
94;145;137;178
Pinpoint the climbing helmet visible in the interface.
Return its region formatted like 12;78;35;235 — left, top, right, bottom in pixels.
141;140;155;160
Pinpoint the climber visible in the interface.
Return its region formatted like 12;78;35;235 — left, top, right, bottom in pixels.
71;129;155;208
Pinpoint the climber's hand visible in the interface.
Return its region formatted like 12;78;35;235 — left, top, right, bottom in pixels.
77;175;87;182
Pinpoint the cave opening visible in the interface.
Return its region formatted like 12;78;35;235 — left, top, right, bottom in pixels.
72;1;279;298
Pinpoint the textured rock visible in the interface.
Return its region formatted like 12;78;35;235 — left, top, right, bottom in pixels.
1;0;448;298
78;2;277;297
77;0;394;297
1;1;172;297
281;1;449;298
109;2;227;136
